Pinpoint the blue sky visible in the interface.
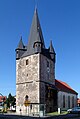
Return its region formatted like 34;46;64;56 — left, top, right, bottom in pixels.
0;0;80;97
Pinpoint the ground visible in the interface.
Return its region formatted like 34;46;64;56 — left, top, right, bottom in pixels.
0;113;80;119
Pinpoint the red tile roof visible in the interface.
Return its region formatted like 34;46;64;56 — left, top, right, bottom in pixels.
77;98;80;104
55;79;78;95
0;96;6;103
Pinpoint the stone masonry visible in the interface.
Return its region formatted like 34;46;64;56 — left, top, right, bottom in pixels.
16;8;56;114
16;8;78;115
16;54;40;113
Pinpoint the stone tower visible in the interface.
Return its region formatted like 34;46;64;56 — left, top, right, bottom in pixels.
16;9;57;114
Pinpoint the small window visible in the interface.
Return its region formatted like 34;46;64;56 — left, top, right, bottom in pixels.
47;61;49;67
26;59;28;65
16;51;18;54
25;95;28;101
34;43;37;48
36;44;37;47
38;44;41;47
30;104;32;110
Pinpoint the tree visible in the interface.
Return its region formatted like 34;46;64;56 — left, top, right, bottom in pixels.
6;93;16;108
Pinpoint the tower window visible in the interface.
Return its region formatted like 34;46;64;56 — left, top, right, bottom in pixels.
36;44;37;47
38;44;41;47
47;61;49;67
26;59;28;65
16;51;18;54
25;95;28;101
27;74;28;77
34;43;37;48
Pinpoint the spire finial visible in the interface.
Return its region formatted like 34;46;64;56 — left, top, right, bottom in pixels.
50;39;52;45
20;36;22;40
35;0;38;11
49;39;55;53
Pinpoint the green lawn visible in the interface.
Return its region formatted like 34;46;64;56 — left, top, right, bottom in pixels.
48;111;68;116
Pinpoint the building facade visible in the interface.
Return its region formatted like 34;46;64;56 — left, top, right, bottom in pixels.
55;80;78;110
16;9;57;114
15;9;78;114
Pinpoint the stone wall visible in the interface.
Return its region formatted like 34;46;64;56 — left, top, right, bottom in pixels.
16;54;40;113
16;53;56;113
40;54;55;85
40;54;56;112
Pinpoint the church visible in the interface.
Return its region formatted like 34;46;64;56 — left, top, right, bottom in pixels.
15;9;78;114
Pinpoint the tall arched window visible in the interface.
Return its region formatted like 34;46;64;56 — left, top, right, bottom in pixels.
63;95;65;108
68;96;70;108
72;96;74;108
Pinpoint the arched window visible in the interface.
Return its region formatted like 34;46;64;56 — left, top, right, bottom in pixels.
68;96;70;108
25;95;28;101
63;95;65;108
35;44;37;47
16;51;18;54
72;96;74;108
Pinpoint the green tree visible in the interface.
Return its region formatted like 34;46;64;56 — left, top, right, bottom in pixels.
6;93;16;108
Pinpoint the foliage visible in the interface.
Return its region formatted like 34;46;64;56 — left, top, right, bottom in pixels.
6;93;16;108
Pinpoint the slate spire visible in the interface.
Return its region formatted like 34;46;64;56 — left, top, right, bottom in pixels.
16;9;56;61
27;8;45;51
49;40;55;53
21;8;45;57
17;36;24;49
16;36;26;60
49;40;56;63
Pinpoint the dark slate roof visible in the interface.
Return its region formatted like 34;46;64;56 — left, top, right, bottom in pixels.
55;79;78;95
16;36;24;49
22;9;45;57
41;48;51;59
49;40;55;53
17;9;56;61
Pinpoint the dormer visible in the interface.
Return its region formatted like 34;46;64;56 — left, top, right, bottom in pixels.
33;41;42;53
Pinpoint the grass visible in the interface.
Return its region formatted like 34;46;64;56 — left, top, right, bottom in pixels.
48;111;68;116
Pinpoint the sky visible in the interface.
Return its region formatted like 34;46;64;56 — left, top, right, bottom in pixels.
0;0;80;97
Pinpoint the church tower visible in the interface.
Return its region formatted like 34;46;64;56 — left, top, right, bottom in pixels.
16;9;57;114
